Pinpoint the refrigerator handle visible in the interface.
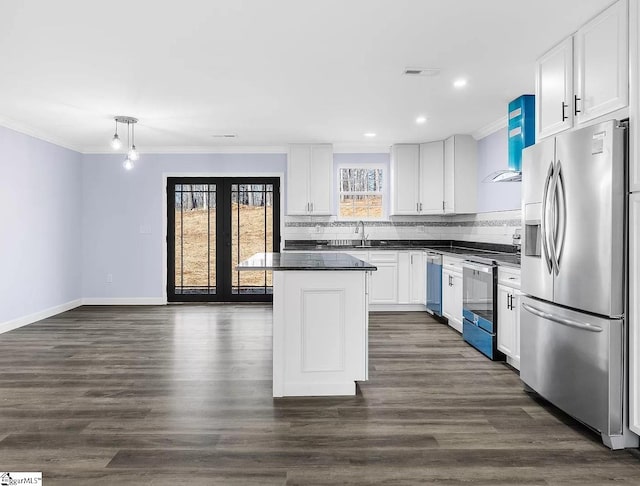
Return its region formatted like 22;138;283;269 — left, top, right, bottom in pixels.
522;303;603;333
554;161;567;271
541;161;554;274
548;160;561;275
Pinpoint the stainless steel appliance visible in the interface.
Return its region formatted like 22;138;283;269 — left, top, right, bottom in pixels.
426;252;443;317
521;119;638;449
462;260;502;360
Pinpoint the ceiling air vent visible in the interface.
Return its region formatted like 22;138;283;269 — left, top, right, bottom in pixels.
403;67;440;77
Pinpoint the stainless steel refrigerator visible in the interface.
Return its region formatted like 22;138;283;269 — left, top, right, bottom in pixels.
521;119;638;449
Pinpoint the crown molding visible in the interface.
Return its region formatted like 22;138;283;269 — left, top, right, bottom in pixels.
0;116;83;153
472;116;508;140
84;143;393;155
81;145;289;154
333;143;390;153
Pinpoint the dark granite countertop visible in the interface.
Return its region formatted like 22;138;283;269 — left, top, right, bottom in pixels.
284;240;521;268
237;252;377;271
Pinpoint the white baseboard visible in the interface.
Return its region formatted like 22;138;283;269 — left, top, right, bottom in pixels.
369;304;427;312
0;298;83;335
81;298;166;305
280;381;357;397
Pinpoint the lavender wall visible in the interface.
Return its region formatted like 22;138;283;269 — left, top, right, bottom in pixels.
0;126;82;326
81;153;286;301
476;127;521;213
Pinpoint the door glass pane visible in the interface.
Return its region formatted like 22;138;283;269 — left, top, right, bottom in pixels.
231;183;274;294
173;184;216;295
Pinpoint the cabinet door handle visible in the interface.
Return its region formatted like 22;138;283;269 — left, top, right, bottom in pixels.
442;201;445;211
419;202;423;211
411;255;414;265
310;202;314;212
561;101;568;121
507;294;512;310
574;95;581;116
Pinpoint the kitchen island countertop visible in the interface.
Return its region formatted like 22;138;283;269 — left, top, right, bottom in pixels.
237;252;377;271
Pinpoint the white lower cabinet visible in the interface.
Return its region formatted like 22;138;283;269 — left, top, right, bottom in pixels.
497;267;521;370
409;251;426;304
442;257;463;333
397;251;411;304
397;250;426;304
368;251;399;304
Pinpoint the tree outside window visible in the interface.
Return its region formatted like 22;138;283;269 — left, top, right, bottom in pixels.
338;167;384;219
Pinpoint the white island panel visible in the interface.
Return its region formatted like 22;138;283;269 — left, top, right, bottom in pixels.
273;270;368;397
301;289;345;372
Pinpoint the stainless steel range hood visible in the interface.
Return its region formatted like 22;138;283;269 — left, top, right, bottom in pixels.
484;95;533;183
483;169;522;183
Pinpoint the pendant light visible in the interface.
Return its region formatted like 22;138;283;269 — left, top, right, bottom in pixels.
111;119;122;149
110;116;140;169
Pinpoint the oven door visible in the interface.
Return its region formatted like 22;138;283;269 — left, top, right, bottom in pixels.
462;262;495;333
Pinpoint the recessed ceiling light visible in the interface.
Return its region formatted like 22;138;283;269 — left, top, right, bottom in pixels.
364;132;377;138
416;116;427;124
453;78;467;88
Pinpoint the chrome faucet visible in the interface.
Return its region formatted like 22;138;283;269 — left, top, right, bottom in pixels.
355;220;366;246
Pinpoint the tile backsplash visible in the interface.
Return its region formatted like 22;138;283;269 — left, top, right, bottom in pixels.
284;209;522;245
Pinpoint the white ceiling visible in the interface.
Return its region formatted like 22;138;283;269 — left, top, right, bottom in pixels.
0;0;614;153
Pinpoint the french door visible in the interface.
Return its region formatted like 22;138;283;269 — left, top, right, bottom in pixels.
167;177;280;302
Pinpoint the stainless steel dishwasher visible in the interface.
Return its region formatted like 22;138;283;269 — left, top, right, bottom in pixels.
426;252;443;317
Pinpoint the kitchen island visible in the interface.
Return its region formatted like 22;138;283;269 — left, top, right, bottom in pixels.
237;252;376;397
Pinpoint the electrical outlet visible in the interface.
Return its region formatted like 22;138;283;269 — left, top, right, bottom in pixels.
106;273;113;283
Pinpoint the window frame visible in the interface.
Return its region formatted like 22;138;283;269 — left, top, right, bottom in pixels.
335;162;388;221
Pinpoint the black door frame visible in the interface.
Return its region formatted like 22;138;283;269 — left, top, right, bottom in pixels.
167;176;280;303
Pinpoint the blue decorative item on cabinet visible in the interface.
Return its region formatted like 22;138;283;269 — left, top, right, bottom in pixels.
508;95;535;172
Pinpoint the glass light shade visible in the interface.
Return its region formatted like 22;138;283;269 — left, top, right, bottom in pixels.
128;145;139;161
111;133;122;150
123;157;134;170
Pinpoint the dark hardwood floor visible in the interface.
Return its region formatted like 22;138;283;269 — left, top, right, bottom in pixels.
0;306;639;485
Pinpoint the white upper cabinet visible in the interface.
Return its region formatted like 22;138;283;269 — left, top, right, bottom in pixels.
535;0;629;141
287;145;312;215
390;144;421;215
536;37;574;139
390;139;473;216
308;145;333;214
287;144;333;215
443;135;477;214
419;141;445;214
574;0;628;124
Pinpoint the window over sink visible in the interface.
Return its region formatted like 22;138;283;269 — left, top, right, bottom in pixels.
337;165;385;220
